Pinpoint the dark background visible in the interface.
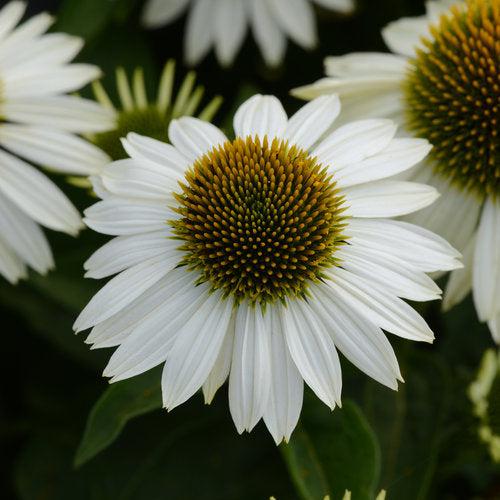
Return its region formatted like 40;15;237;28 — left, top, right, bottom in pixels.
1;0;498;498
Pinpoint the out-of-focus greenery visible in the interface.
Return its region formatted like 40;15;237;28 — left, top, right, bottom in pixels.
1;0;499;498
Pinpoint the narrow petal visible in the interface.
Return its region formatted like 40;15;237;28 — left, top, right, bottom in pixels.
313;0;355;13
214;0;247;66
229;302;272;433
263;307;303;444
281;299;342;409
162;293;234;409
233;94;287;140
0;1;26;42
184;0;214;66
0;235;26;283
269;0;316;49
285;95;341;150
324;52;408;78
343;180;439;218
141;0;190;28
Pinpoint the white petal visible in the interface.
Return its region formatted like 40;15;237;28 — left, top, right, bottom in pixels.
103;279;211;381
214;0;247;66
324;52;408;78
473;200;500;322
313;0;355;13
229;302;272;433
162;293;234;409
313;119;397;169
281;299;342;409
0;149;81;234
142;0;190;28
343;180;439;218
443;235;475;311
122;132;189;176
84;229;178;279
488;313;500;345
74;255;178;332
84;198;172;236
335;138;432;188
249;0;287;66
263;307;303;444
203;315;236;404
1;96;116;133
337;244;441;301
233;94;287;140
382;16;429;56
325;267;435;342
269;0;316;49
0;193;53;274
0;235;26;283
0;124;110;175
0;2;26;42
309;282;401;389
285;95;341;150
168;116;227;164
344;218;461;272
184;0;214;66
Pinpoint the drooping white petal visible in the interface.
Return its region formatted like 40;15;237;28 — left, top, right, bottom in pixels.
335;138;432;188
84;229;178;279
142;0;190;28
84;198;172;236
343;180;439;218
473;199;500;322
344;218;462;272
0;1;26;43
313;119;397;169
443;235;475;312
1;95;116;133
0;149;82;234
269;0;316;49
214;0;247;66
325;267;435;342
0;193;53;274
249;0;287;66
74;255;178;332
313;0;355;13
233;94;287;140
381;16;429;57
263;307;303;444
203;315;236;404
309;282;401;389
337;244;441;301
488;313;500;345
122;132;189;176
281;299;342;409
0;235;26;283
229;301;272;433
162;292;234;409
103;279;211;381
168;116;227;164
0;124;110;175
285;95;341;150
184;0;214;66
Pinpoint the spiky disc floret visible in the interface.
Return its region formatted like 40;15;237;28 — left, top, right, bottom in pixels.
404;0;500;198
172;136;347;305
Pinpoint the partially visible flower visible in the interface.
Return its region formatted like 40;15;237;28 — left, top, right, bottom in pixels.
0;1;113;283
75;93;461;444
293;0;500;343
141;0;355;67
468;349;500;462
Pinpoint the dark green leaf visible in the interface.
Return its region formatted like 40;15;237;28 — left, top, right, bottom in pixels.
74;368;162;467
282;398;380;500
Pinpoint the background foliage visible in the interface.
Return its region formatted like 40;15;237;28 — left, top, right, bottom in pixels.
1;0;499;498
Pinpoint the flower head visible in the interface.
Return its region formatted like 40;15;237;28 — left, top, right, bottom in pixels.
75;94;461;443
293;0;500;343
141;0;355;67
0;1;112;283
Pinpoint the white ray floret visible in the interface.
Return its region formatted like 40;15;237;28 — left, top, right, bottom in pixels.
76;93;461;444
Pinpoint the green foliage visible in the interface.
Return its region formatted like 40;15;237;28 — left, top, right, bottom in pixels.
282;399;380;500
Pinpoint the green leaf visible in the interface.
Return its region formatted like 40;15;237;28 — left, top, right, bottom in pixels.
74;368;162;467
282;398;381;500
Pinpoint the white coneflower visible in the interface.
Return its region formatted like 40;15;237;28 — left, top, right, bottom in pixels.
141;0;355;67
0;1;113;283
293;0;500;343
75;93;461;443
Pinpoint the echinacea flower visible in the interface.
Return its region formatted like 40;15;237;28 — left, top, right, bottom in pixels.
75;94;461;443
293;0;500;343
141;0;355;67
0;1;113;283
